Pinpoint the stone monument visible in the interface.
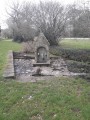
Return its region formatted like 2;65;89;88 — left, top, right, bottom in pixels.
33;32;50;66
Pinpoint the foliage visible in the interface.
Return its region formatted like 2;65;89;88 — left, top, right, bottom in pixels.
1;29;13;39
50;39;90;74
63;3;90;37
73;11;90;37
22;41;35;53
50;39;90;61
66;60;90;73
50;46;90;62
61;39;90;62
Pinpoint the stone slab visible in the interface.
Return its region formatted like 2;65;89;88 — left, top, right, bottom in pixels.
33;62;50;67
3;50;15;78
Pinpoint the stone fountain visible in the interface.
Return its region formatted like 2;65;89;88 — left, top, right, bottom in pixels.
4;32;80;82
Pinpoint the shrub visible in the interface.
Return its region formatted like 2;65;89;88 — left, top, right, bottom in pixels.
50;46;90;62
66;60;90;73
22;41;35;53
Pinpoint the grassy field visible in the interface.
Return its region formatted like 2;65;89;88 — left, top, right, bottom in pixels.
0;40;90;120
60;39;90;49
0;40;21;74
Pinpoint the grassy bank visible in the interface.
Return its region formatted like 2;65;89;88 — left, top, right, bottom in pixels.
0;40;21;74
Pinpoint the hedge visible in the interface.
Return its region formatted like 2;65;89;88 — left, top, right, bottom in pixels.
50;46;90;62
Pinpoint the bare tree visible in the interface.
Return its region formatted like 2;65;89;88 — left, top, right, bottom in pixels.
67;1;90;38
7;1;37;42
7;1;67;45
33;1;67;45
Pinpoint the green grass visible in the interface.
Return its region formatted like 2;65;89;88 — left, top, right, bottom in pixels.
60;39;90;49
0;40;21;74
0;77;90;120
0;39;90;120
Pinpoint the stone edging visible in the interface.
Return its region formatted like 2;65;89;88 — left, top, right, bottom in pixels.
3;50;15;78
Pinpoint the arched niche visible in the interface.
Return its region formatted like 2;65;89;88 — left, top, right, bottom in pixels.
35;45;49;63
37;47;47;63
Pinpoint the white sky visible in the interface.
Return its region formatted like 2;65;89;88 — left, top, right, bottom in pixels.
0;0;89;29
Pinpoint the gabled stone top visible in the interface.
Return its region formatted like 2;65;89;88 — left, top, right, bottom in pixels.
34;32;50;47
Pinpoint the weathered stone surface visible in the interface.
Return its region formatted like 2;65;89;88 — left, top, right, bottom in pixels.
33;62;50;67
32;67;41;76
40;67;53;76
3;50;15;78
34;32;50;47
34;32;50;64
13;53;88;82
3;51;87;81
14;57;71;78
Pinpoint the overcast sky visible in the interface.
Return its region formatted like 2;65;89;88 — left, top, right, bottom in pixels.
0;0;89;29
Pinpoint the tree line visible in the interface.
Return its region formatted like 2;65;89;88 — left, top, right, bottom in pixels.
2;1;90;45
